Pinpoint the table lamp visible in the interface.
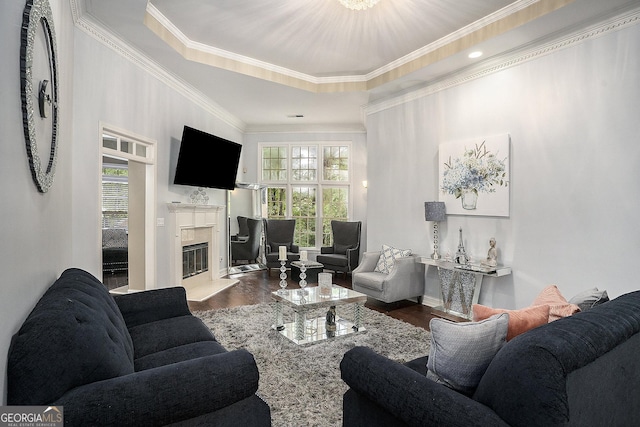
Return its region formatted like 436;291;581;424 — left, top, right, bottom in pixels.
425;201;446;260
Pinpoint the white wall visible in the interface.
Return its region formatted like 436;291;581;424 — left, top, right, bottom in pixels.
71;26;244;286
0;0;75;403
366;21;640;309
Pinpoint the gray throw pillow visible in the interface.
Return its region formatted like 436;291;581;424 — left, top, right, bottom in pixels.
427;313;509;394
568;288;609;311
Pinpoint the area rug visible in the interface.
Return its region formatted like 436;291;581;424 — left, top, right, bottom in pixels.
195;303;431;427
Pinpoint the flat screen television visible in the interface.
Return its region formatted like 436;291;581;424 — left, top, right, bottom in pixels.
173;125;242;191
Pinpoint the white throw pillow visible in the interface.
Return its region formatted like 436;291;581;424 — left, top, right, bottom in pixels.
374;244;412;274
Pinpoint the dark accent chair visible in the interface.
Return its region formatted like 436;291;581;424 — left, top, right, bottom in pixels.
340;290;640;427
231;218;262;264
235;216;250;240
7;268;271;426
316;220;361;275
263;219;300;272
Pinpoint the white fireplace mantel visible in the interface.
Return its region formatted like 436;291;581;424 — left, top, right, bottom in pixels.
167;203;237;301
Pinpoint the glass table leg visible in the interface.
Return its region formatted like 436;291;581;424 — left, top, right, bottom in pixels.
274;300;284;331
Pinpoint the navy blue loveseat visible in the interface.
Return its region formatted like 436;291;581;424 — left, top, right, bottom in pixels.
7;268;271;426
341;290;640;427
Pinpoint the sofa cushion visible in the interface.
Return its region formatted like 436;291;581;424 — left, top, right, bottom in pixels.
269;241;291;252
8;268;134;405
473;304;550;341
128;315;216;358
334;243;353;255
317;253;350;267
532;285;580;321
426;314;509;394
134;341;228;371
374;244;411;274
351;271;386;291
569;287;609;311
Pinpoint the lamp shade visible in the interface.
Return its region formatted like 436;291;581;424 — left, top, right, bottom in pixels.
425;201;446;221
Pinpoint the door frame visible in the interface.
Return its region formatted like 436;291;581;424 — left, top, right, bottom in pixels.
99;122;157;291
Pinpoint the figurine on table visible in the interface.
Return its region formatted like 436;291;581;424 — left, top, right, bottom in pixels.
482;237;498;267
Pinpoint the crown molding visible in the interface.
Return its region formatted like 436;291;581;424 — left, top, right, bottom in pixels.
364;6;640;116
143;0;572;93
69;0;246;132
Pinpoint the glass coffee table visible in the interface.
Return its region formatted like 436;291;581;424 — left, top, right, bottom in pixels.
272;285;367;345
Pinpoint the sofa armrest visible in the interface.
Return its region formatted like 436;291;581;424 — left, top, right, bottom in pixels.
352;252;379;274
114;287;192;328
341;347;508;427
386;256;421;281
54;349;260;426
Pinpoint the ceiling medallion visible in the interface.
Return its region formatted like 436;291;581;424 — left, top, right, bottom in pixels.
338;0;381;11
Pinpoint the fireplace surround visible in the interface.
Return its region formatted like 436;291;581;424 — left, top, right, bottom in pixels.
167;203;237;301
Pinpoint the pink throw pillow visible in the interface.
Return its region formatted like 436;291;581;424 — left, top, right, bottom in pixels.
473;304;550;341
532;285;581;322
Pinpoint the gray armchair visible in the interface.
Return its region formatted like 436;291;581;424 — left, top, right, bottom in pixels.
231;218;262;264
263;219;300;271
352;251;425;303
316;221;361;275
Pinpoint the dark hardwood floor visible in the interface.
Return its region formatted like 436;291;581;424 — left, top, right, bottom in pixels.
187;269;466;331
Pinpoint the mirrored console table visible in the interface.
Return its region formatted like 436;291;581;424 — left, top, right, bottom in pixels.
419;258;512;319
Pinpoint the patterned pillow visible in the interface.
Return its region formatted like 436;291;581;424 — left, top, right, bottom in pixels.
426;313;509;394
374;244;412;274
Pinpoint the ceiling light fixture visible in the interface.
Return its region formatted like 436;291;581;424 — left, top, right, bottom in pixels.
338;0;381;11
468;51;483;59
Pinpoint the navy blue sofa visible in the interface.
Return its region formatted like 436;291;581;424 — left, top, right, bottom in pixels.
341;290;640;427
8;268;271;426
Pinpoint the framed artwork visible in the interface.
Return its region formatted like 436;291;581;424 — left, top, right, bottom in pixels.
439;134;510;217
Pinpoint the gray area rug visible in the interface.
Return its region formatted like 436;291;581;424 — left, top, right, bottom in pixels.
195;303;431;427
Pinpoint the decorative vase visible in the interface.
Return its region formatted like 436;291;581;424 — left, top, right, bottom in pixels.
461;189;478;210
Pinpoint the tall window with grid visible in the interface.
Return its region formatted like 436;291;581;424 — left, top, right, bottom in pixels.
260;143;350;249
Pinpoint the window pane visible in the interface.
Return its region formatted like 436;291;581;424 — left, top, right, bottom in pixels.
266;187;287;218
322;187;348;246
136;144;147;157
292;145;317;182
292;186;317;247
102;164;129;229
262;146;287;181
103;134;117;150
323;145;349;181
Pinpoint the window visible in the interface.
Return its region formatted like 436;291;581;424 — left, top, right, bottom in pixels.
102;160;128;229
260;143;350;249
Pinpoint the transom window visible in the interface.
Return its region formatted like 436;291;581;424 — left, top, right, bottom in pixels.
260;143;351;248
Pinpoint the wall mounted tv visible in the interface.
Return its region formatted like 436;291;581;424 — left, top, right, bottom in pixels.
173;125;242;191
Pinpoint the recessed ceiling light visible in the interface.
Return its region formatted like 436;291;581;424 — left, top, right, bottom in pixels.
287;114;304;118
468;51;483;59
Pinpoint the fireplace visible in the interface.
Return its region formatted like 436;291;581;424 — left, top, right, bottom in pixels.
167;203;238;301
182;242;208;279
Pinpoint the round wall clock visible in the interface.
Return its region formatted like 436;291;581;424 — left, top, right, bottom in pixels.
20;0;59;193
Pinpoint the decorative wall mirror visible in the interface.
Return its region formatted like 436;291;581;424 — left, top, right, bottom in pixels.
20;0;59;193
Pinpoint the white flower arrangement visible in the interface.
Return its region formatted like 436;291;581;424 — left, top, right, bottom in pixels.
441;141;508;199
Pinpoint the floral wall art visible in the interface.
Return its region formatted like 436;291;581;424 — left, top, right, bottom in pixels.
439;134;510;216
